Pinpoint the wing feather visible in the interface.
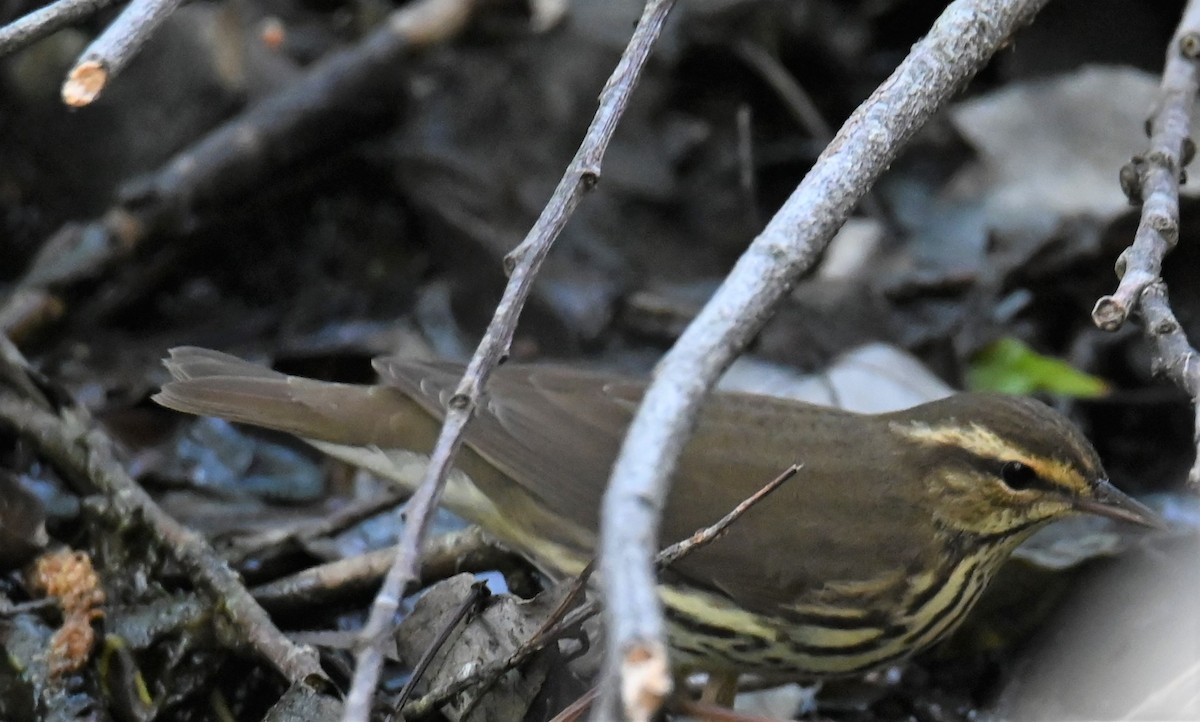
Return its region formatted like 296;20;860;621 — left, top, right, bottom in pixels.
374;358;933;614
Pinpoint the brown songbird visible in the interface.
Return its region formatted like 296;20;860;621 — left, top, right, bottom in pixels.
154;346;1159;678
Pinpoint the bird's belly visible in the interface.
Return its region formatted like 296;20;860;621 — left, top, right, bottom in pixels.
659;554;997;678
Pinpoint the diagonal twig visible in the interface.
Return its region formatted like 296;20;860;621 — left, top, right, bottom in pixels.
595;2;1053;720
1093;1;1200;332
61;0;185;106
5;0;478;340
402;464;798;720
1092;1;1200;488
656;463;798;568
733;40;896;238
0;0;120;58
0;393;325;686
340;2;679;720
393;580;488;710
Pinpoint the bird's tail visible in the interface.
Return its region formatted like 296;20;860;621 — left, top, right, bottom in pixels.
154;346;434;448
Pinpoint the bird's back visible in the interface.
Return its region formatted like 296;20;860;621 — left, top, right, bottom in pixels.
376;358;938;617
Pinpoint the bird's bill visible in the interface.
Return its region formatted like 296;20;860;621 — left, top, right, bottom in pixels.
1073;480;1166;529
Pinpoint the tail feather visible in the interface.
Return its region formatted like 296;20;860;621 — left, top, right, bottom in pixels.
163;346;286;382
154;347;432;447
153;347;509;524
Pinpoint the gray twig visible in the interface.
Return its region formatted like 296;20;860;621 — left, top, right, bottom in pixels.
1141;283;1200;486
1092;2;1200;488
595;2;1051;720
393;581;488;710
733;39;896;238
6;0;477;339
339;2;678;720
229;487;410;564
0;392;325;685
57;0;476;106
656;463;798;568
402;465;795;720
0;0;119;58
1093;1;1200;331
61;0;185;106
250;526;518;614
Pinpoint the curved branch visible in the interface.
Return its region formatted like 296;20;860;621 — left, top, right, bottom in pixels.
596;1;1051;719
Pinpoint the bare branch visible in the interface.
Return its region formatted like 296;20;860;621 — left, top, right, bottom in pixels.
596;2;1051;719
402;465;794;720
1140;283;1200;487
0;0;119;59
1092;1;1200;331
339;2;678;719
732;40;895;238
62;0;185;106
250;526;518;614
0;392;324;685
393;581;487;710
5;0;477;341
656;464;798;567
1091;2;1200;489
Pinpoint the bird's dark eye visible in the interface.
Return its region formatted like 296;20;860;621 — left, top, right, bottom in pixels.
1000;461;1038;490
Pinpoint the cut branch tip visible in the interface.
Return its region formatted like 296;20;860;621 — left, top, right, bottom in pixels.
620;640;671;722
62;59;107;107
1092;296;1127;331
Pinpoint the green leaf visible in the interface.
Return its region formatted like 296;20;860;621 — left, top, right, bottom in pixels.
967;337;1109;398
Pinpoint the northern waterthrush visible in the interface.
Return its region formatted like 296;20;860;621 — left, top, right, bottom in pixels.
154;346;1159;679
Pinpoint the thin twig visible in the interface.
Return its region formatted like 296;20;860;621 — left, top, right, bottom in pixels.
1091;2;1200;487
445;559;598;721
0;0;119;58
656;464;798;567
0;393;325;685
733;41;834;139
596;2;1051;720
5;0;476;338
1140;283;1200;486
735;105;760;228
250;526;517;614
228;487;410;564
1093;0;1200;331
393;581;487;710
520;561;596;657
401;466;796;719
340;2;678;720
61;0;186;106
400;595;597;719
733;40;895;237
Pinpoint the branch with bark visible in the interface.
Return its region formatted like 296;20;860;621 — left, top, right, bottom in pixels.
1093;1;1200;488
594;1;1052;719
2;0;478;343
0;338;325;689
0;0;119;58
339;2;678;720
